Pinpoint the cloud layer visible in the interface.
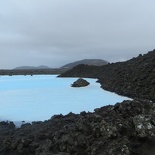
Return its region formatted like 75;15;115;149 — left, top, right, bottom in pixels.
0;0;155;68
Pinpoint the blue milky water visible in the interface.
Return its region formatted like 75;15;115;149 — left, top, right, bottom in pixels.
0;75;130;122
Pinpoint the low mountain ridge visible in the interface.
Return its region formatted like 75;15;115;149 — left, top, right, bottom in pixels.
14;65;51;70
61;59;108;68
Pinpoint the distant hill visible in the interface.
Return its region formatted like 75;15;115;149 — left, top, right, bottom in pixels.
61;59;108;69
37;65;51;69
14;65;51;70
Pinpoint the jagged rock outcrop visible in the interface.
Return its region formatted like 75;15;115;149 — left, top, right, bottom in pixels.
0;121;15;133
71;78;90;87
59;49;155;102
0;99;155;155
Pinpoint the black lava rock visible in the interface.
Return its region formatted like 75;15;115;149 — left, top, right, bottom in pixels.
71;78;90;87
0;99;155;155
60;49;155;102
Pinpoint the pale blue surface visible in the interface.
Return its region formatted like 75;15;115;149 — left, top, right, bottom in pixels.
0;75;130;122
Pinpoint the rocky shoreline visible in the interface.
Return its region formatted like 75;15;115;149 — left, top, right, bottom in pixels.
59;49;155;102
0;99;155;155
0;68;68;76
0;49;155;154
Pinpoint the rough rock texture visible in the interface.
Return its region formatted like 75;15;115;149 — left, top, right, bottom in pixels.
0;121;15;133
59;49;155;102
71;78;90;87
0;99;155;155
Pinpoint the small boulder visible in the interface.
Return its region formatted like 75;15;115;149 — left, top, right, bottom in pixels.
71;78;90;87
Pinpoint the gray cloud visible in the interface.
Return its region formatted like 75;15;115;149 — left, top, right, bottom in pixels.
0;0;155;69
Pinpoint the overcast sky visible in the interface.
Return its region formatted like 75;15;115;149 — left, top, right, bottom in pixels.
0;0;155;69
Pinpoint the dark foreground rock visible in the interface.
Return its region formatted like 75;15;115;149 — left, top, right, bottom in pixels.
71;78;90;87
0;121;15;133
0;99;155;155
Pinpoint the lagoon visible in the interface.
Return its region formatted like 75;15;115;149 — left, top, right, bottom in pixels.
0;75;130;122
